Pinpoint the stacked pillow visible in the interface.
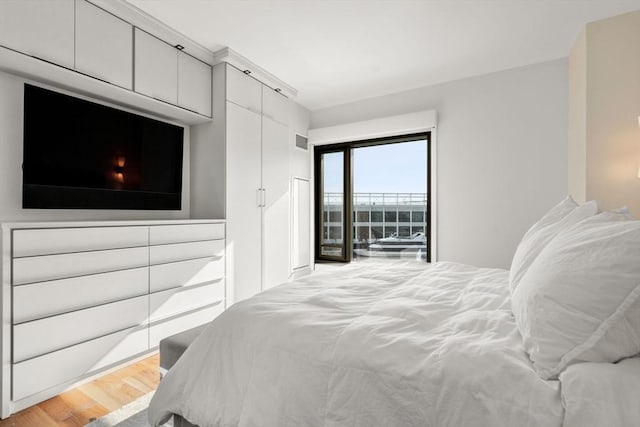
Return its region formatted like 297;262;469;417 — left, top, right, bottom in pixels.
509;197;597;293
510;198;640;380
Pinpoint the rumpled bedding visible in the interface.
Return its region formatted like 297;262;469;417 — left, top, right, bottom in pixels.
149;261;564;427
560;357;640;427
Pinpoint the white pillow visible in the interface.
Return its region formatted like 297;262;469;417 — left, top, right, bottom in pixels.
512;211;640;380
509;197;597;293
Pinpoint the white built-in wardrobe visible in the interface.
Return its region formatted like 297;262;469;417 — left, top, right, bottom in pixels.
192;63;296;303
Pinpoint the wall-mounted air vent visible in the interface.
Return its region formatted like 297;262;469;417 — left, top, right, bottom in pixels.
295;134;308;150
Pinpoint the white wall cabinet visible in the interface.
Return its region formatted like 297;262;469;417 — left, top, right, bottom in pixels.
0;0;212;119
75;0;133;89
178;52;212;116
0;0;213;119
226;65;262;113
1;220;225;417
262;85;289;126
134;28;178;105
192;63;296;303
0;0;75;68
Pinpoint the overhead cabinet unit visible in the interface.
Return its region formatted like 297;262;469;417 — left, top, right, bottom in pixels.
178;52;213;117
75;0;133;89
134;28;213;116
262;85;289;125
134;28;178;105
0;0;212;118
0;0;75;68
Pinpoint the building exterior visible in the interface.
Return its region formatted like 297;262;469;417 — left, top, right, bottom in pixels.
323;192;428;245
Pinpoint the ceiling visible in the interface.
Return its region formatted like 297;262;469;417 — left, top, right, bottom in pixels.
125;0;640;111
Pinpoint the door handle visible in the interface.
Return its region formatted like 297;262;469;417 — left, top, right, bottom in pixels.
262;188;266;207
257;188;262;207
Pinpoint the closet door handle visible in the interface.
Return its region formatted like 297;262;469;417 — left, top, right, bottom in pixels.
257;188;262;207
262;188;267;207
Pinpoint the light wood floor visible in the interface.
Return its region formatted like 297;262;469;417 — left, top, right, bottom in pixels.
0;354;160;427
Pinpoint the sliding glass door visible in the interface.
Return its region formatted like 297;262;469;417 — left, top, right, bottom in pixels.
315;133;431;263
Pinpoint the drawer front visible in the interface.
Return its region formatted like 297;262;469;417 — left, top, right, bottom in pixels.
150;240;224;265
149;303;223;348
12;226;148;257
13;246;148;285
13;267;149;324
150;282;225;322
150;257;224;293
226;64;262;113
13;325;148;400
149;223;224;245
13;295;148;362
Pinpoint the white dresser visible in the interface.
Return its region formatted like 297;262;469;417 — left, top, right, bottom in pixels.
1;220;225;417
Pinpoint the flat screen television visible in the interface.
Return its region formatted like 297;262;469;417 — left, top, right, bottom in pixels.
22;84;184;210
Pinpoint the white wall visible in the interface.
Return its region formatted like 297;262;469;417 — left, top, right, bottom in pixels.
311;59;568;269
290;102;311;180
0;70;191;223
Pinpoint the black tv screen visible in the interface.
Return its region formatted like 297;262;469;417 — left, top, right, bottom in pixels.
23;84;184;210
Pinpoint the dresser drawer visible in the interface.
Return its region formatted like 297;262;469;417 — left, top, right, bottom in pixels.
13;267;149;324
150;282;225;322
12;246;148;285
149;303;223;348
149;223;224;245
13;295;148;362
12;226;148;257
150;256;224;293
13;325;148;400
150;240;224;265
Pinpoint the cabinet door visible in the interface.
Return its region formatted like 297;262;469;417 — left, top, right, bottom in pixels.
178;52;212;116
292;178;311;270
0;0;74;68
262;116;290;289
262;85;289;126
226;65;261;113
226;101;262;302
134;28;178;104
75;0;133;89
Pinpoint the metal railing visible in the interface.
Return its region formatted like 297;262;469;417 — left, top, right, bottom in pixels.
322;192;427;243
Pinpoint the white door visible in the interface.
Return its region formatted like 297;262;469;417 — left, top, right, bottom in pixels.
177;52;212;116
226;101;262;303
292;178;311;270
0;0;74;68
134;28;178;104
262;85;289;126
75;0;133;89
225;65;261;113
262;116;290;289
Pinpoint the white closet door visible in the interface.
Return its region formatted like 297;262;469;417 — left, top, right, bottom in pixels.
178;52;212;116
75;0;133;89
0;0;74;68
262;116;290;289
134;28;178;104
226;101;262;303
292;178;310;270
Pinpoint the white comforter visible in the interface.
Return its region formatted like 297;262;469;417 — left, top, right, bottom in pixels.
149;261;564;427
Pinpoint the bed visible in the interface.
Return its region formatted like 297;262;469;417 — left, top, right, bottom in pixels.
149;198;640;427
